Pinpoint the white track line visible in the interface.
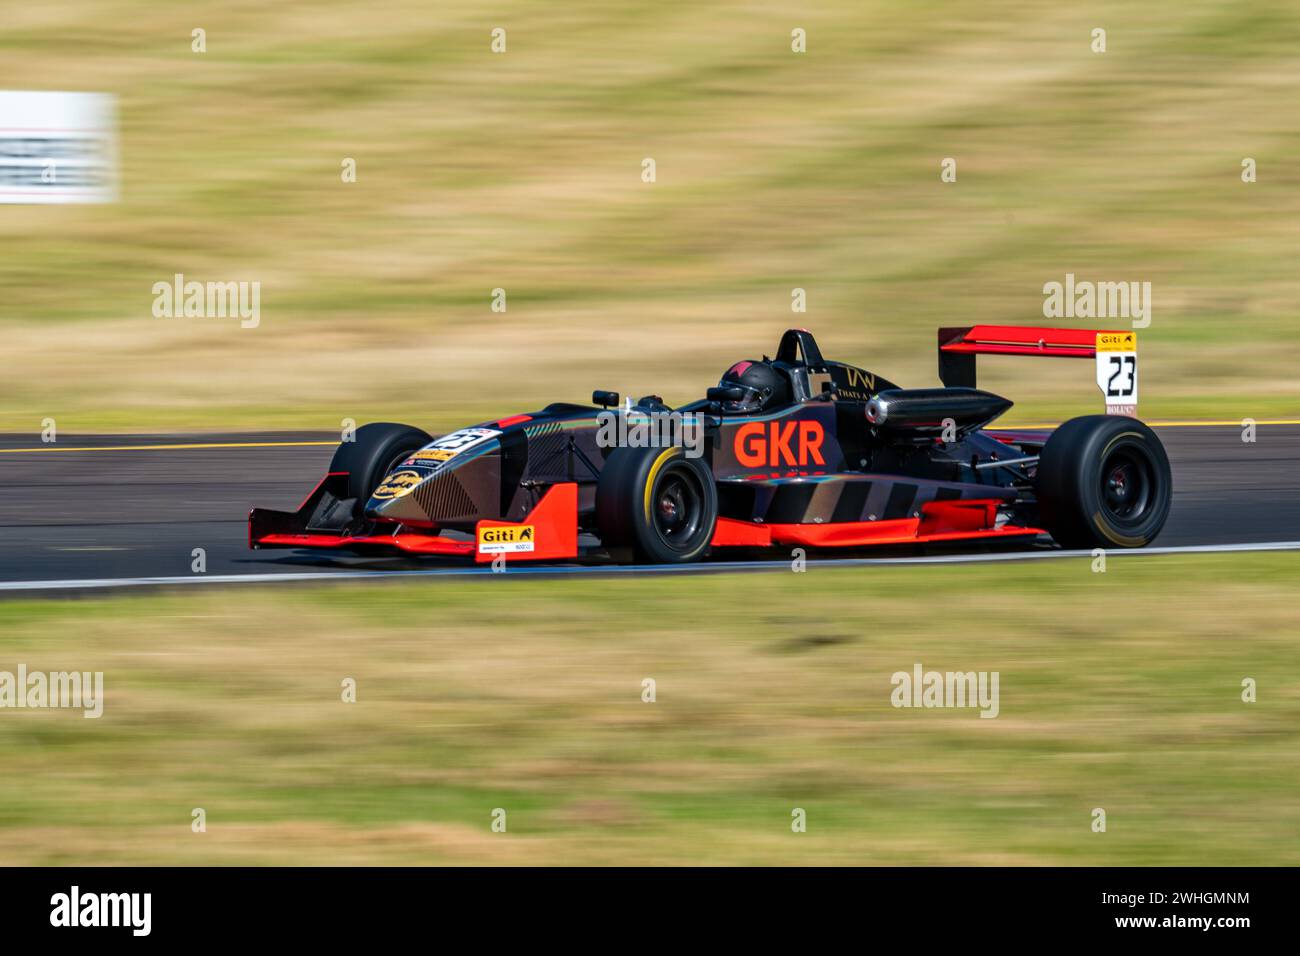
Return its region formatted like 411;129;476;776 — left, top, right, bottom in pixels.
2;540;1300;592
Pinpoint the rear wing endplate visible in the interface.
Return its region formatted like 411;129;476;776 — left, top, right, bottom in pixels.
938;325;1138;416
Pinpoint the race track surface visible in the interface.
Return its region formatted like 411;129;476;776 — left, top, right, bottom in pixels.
1;425;1298;593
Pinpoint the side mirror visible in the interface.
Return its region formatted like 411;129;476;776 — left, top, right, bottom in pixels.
592;390;619;408
707;385;744;403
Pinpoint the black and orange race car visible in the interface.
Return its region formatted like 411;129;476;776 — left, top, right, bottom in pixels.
250;327;1171;564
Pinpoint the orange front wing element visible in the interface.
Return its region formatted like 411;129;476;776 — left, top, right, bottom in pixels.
253;482;580;562
473;482;579;563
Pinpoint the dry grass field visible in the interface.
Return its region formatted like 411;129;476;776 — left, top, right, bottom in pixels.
1;554;1296;865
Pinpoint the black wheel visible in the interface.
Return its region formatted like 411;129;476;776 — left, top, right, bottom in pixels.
596;446;718;563
328;422;432;512
1035;415;1171;549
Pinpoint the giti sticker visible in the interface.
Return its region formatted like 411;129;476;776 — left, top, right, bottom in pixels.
1095;331;1138;416
477;524;536;554
371;470;422;500
1096;331;1136;351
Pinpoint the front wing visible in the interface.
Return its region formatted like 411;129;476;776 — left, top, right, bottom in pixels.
250;476;579;563
251;475;1044;562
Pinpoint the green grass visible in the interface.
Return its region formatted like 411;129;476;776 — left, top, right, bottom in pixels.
1;1;1299;432
0;553;1296;864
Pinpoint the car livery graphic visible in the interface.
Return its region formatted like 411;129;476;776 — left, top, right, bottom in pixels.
250;327;1170;564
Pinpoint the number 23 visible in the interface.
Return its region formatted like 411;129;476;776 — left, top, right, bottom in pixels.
1106;355;1136;397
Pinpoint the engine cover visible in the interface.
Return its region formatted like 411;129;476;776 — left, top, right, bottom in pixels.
865;387;1012;438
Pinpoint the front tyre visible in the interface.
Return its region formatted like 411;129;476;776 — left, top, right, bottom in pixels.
596;446;718;563
328;422;432;513
1036;415;1171;549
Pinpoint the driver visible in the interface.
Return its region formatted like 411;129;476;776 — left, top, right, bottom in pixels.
716;359;791;413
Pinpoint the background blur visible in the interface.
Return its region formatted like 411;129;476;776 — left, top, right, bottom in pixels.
2;2;1299;867
2;0;1299;432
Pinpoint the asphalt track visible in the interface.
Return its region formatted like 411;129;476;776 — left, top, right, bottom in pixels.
2;423;1299;594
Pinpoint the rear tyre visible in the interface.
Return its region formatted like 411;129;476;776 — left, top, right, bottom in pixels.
1036;415;1171;549
596;446;718;563
328;423;432;510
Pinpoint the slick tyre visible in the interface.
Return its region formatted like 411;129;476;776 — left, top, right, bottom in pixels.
328;423;432;510
596;446;718;563
1036;415;1171;549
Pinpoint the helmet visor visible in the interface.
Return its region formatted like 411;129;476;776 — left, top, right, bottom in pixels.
719;383;767;413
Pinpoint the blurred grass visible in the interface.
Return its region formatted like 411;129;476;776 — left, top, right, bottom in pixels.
2;0;1299;432
0;553;1296;865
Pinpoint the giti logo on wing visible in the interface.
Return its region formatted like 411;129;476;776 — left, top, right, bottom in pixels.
733;421;826;468
1096;331;1137;351
477;524;536;554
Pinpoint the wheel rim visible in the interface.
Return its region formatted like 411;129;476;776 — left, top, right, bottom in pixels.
652;464;705;551
1100;446;1153;524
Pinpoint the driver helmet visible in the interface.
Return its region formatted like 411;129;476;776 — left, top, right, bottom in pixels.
718;359;790;412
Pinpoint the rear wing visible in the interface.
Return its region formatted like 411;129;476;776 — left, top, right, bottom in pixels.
938;325;1138;416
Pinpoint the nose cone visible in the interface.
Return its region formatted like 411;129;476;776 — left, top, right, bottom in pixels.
364;466;435;523
362;427;504;525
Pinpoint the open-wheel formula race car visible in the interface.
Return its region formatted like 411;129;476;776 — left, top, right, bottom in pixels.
249;327;1171;564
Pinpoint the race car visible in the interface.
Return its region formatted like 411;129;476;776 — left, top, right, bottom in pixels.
249;327;1171;564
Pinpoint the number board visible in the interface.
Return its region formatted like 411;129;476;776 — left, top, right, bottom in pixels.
1095;331;1137;416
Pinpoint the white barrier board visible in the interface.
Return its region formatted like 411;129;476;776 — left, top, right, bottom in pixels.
0;91;118;204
